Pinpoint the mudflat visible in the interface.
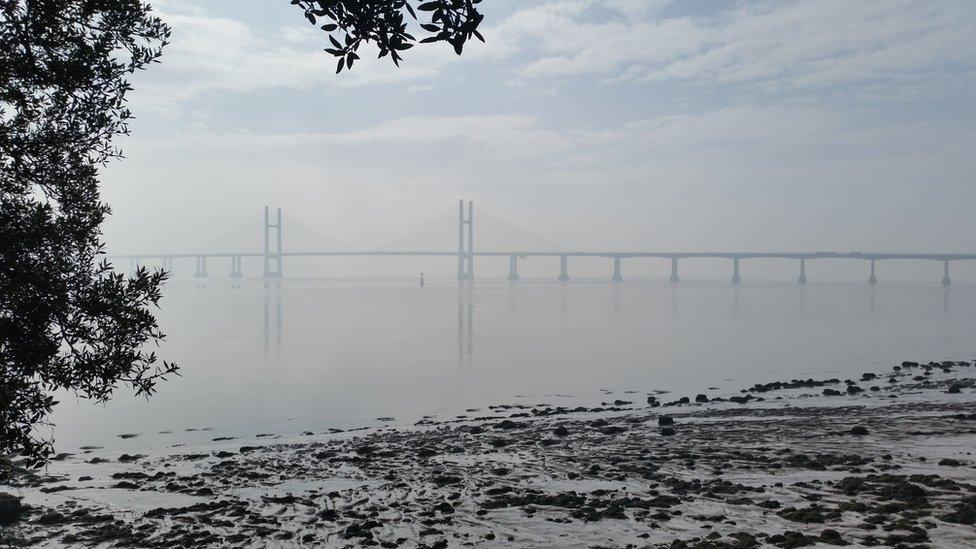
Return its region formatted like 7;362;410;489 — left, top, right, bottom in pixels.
3;360;975;548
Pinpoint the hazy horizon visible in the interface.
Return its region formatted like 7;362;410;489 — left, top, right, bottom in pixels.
101;0;976;279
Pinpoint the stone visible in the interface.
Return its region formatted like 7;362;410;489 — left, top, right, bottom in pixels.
0;493;25;525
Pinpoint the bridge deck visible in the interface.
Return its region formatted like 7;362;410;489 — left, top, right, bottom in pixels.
111;251;976;261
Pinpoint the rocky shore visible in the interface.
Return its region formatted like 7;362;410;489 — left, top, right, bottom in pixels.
2;360;975;548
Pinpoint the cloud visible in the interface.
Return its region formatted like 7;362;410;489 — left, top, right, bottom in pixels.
492;0;976;97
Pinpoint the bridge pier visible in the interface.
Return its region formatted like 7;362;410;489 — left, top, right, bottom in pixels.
194;256;208;278
669;257;680;283
868;260;877;285
163;257;173;274
798;259;807;284
942;260;951;287
731;258;741;284
558;255;569;282
230;255;244;278
507;255;519;282
612;257;622;283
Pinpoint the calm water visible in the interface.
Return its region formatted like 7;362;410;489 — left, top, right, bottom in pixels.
50;278;976;453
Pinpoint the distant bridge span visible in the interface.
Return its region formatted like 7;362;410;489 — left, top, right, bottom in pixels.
112;203;973;286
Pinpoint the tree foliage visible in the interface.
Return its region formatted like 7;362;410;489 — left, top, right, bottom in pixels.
0;0;176;467
291;0;485;72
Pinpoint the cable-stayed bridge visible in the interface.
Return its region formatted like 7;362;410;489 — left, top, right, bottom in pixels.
112;201;976;285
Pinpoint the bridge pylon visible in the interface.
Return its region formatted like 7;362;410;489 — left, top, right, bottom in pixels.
264;206;283;278
457;200;474;281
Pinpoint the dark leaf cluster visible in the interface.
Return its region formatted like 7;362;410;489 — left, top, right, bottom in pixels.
0;0;176;468
290;0;485;72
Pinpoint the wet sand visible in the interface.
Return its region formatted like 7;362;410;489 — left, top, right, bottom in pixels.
2;360;975;548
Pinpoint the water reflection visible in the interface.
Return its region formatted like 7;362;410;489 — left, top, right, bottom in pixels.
457;284;473;365
559;283;568;320
263;280;281;354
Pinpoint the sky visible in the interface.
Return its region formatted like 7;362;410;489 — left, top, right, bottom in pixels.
102;0;976;278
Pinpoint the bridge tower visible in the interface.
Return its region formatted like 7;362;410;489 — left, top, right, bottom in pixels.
264;206;283;278
457;200;474;281
731;257;741;284
798;259;807;284
868;260;877;285
942;259;951;287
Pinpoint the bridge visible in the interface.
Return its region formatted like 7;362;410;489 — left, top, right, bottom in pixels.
112;201;976;286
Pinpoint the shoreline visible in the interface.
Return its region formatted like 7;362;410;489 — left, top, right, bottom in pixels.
2;361;975;547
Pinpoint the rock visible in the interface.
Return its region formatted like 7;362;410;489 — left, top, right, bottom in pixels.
850;426;869;436
777;505;830;523
846;385;864;395
658;416;675;426
0;493;25;525
695;394;708;403
660;427;676;436
433;501;454;514
553;426;570;437
822;388;842;396
36;511;66;525
117;453;145;462
947;384;963;394
941;495;976;525
612;399;631;406
939;458;963;466
819;529;845;544
432;475;462;486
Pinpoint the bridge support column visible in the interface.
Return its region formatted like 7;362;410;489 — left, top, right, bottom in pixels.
163;258;173;274
194;256;208;278
507;255;519;282
868;260;877;285
230;255;243;278
612;257;622;283
798;259;807;284
942;260;951;287
731;258;741;284
558;255;569;282
669;257;680;283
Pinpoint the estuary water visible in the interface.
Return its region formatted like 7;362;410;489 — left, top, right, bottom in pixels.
49;278;976;454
